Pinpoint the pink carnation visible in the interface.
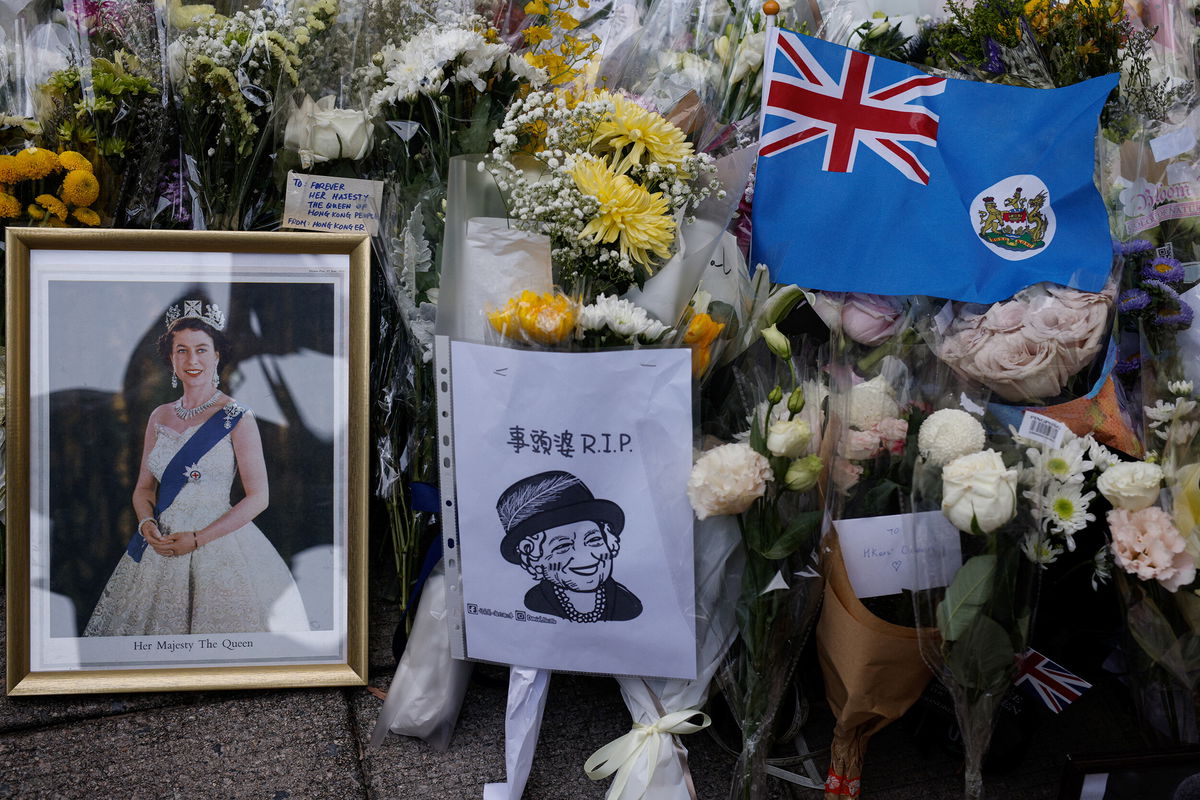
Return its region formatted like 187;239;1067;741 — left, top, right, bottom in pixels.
831;459;863;493
1107;507;1197;592
841;428;883;460
872;417;908;455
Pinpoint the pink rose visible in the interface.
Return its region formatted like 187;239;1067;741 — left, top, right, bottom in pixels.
841;428;883;460
872;417;909;454
1108;507;1197;592
981;301;1026;333
813;292;905;346
962;331;1070;403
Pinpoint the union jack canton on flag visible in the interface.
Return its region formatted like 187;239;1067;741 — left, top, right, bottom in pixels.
751;29;1119;304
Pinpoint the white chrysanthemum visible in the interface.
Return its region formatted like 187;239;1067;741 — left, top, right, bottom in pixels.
1022;532;1063;566
847;375;899;430
1039;484;1096;540
687;443;773;520
1087;437;1119;472
579;294;668;340
1025;437;1092;486
918;408;985;467
1169;380;1194;396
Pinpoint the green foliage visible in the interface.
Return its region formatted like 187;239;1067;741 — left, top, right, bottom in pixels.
936;553;997;641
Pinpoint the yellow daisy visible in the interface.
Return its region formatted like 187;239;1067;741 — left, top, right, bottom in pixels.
58;150;93;172
0;192;20;219
570;156;675;268
62;169;100;207
35;193;68;221
590;91;693;174
16;147;60;180
0;155;20;184
72;207;101;226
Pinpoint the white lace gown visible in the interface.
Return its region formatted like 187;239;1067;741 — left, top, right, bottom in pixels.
84;419;311;637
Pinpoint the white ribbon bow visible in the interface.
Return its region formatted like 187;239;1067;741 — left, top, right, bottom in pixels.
584;708;711;800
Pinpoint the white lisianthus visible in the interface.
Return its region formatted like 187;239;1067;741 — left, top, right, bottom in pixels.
767;419;812;459
847;375;899;430
918;408;985;467
1097;461;1163;511
941;449;1019;534
284;95;373;167
785;455;822;492
687;443;773;520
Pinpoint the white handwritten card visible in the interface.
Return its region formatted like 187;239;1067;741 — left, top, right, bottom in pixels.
283;172;383;235
447;341;696;679
838;511;962;598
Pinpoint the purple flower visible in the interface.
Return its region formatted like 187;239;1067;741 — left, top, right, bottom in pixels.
1114;354;1142;375
1157;301;1195;327
1118;288;1151;312
983;37;1005;74
1116;238;1155;255
1142;257;1185;284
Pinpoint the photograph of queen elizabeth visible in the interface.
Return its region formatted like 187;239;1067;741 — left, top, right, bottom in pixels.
498;470;642;623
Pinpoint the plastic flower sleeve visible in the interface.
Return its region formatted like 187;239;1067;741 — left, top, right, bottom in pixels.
586;514;742;800
909;395;1059;800
816;293;934;799
688;339;826;800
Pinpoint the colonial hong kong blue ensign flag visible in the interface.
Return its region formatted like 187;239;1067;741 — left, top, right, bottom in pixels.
751;29;1119;304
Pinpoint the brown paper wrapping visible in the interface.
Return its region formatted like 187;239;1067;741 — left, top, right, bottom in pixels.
816;533;933;799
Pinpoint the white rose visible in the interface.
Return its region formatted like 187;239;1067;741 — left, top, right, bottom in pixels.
847;375;899;430
918;408;985;467
1097;461;1163;511
941;449;1018;534
284;95;373;167
766;419;812;459
687;443;773;520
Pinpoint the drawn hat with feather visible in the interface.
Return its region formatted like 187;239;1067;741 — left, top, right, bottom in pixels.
497;470;625;565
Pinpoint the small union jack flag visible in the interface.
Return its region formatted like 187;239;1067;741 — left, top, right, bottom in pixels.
760;29;946;185
1015;648;1091;714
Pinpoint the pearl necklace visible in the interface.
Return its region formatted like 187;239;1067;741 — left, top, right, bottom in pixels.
175;390;223;421
553;582;607;623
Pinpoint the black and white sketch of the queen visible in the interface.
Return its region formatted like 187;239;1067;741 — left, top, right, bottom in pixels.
497;471;642;623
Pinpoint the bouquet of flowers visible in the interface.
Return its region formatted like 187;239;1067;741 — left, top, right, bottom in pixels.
487;85;722;297
167;0;340;229
687;330;826;799
910;399;1112;799
32;0;167;226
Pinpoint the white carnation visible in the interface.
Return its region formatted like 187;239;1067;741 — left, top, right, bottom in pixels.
687;443;773;520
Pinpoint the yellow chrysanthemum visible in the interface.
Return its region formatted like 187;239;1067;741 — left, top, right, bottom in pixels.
524;0;549;13
62;169;100;207
15;147;60;180
0;155;19;184
26;203;45;221
72;207;100;226
58;150;93;172
0;192;20;219
35;193;68;221
591;91;693;173
487;290;577;345
570;156;675;268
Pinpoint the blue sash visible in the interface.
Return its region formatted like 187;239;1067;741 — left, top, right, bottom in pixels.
127;402;247;562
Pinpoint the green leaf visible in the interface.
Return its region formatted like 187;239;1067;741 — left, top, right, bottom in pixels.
945;613;1015;692
756;510;822;560
936;554;996;641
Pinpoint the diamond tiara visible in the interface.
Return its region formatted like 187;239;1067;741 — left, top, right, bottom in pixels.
164;299;226;331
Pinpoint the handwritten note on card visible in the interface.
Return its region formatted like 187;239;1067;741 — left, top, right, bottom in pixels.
838;512;963;599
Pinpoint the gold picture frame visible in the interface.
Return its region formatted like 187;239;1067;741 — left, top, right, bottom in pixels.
5;228;369;695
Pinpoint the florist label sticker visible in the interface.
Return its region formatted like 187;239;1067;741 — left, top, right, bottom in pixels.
838;512;962;598
448;341;696;679
284;172;383;235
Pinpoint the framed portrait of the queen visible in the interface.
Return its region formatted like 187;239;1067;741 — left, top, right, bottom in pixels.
5;228;369;694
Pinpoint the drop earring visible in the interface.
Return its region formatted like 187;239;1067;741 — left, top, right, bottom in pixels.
171;372;178;389
212;363;220;389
